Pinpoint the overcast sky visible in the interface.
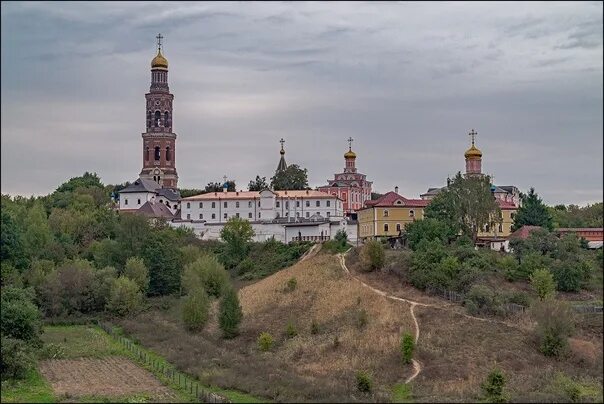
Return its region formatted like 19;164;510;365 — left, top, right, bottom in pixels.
1;1;602;205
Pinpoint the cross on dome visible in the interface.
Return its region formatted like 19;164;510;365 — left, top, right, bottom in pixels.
469;129;477;146
156;33;163;52
347;137;354;151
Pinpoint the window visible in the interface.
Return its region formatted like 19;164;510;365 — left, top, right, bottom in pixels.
383;209;389;217
248;212;252;219
186;202;190;208
276;201;280;208
147;111;152;127
396;223;401;232
236;201;240;208
306;201;310;207
173;204;177;209
137;198;141;205
199;202;203;208
212;202;215;208
258;212;261;218
154;146;161;160
248;201;252;208
124;198;128;206
145;146;149;160
316;201;320;207
296;212;300;217
286;201;289;209
212;213;216;219
296;201;300;207
199;214;203;219
327;200;331;207
327;212;330;217
187;214;191;219
224;201;227;208
485;224;490;232
409;210;414;218
166;146;171;161
384;223;389;232
236;213;240;218
154;111;161;127
498;224;503;232
224;213;227;219
306;212;309;218
164;111;169;127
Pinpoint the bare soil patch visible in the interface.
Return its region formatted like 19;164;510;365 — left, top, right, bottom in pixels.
38;356;177;401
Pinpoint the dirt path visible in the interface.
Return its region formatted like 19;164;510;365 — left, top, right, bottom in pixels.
300;243;322;262
337;252;523;384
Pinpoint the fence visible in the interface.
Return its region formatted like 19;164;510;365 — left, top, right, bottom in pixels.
97;321;230;403
573;305;604;314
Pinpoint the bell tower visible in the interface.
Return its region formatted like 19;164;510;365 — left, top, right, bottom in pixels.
140;33;178;189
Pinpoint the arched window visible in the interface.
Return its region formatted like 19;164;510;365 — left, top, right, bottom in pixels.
409;210;415;218
384;223;389;233
166;146;171;161
154;111;161;127
147;111;152;127
383;209;389;217
396;223;401;232
154;146;160;160
145;146;149;161
164;111;169;127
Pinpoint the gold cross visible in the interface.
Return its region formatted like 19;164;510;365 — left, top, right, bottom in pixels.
156;33;163;51
469;129;477;146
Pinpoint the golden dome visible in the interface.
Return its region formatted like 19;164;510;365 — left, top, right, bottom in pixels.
464;144;482;159
151;50;168;69
344;149;357;159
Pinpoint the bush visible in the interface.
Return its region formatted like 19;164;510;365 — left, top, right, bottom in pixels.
356;370;372;393
107;276;143;317
481;368;508;402
356;308;368;329
311;320;320;335
531;300;575;357
237;239;312;280
550;259;590;292
530;268;556;300
181;287;210;331
464;285;503;316
257;332;274;351
285;321;298;338
219;217;255;269
0;337;36;380
219;287;243;339
499;255;520;281
123;257;149;293
0;287;42;344
286;277;297;292
323;229;349;253
182;254;230;298
400;332;415;364
359;240;385;271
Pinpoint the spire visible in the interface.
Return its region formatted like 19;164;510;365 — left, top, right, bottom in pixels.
276;138;287;172
151;33;168;69
464;128;483;176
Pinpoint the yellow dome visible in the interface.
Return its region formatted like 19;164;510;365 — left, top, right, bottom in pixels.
464;144;482;159
344;149;356;159
151;50;168;69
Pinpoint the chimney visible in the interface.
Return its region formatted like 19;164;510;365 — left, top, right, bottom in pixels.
395;186;399;194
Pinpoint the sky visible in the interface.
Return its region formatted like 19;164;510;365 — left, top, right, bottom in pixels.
1;1;602;206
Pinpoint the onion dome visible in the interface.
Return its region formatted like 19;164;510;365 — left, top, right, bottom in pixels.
151;50;168;69
464;144;482;159
344;149;357;159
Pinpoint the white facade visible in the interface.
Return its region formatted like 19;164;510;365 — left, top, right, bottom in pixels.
120;191;156;211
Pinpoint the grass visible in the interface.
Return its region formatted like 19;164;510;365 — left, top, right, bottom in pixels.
41;325;124;358
391;383;413;403
0;368;55;403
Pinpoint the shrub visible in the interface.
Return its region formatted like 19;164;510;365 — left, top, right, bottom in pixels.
179;244;203;266
517;252;549;281
181;287;210;331
310;320;319;335
219;287;243;338
285;321;298;338
530;268;556;300
235;258;256;276
107;276;143;317
359;240;385;271
499;255;520;281
182;254;230;298
356;308;368;329
323;229;349;253
23;259;55;289
481;368;508;403
531;299;575;357
219;217;255;269
257;332;274;351
0;337;36;380
285;277;297;292
123;257;149;293
550;259;590;292
400;332;415;364
464;285;503;316
356;370;373;393
0;287;42;344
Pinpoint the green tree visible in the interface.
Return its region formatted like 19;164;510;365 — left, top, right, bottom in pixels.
219;287;243;338
270;164;309;190
117;213;151;258
178;188;204;198
359;239;385;271
182;254;230;297
248;175;269;191
123;257;149;293
400;332;415;364
55;172;103;193
23;202;53;257
1;287;42;344
1;337;36;380
107;276;143;316
181;287;210;331
481;368;508;402
220;217;255;269
512;188;553;231
532;299;574;357
0;210;26;268
205;181;236;193
529;268;556;300
404;218;453;250
142;231;183;296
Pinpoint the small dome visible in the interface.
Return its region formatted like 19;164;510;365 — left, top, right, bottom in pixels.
344;150;357;159
151;50;168;69
464;144;482;159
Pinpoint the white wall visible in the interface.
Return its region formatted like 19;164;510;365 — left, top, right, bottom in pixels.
120;192;155;210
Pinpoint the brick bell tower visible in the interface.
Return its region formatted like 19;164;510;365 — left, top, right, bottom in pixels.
140;33;178;189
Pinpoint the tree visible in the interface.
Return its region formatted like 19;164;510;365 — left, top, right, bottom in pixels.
142;231;182;296
359;240;385;271
116;213;151;258
0;210;26;268
512;188;553;231
219;287;243;338
248;176;269;191
529;268;556;300
182;254;230;297
55;172;103;193
270;164;309;190
532;299;574;357
404;218;454;250
220;217;255;269
123;257;149;293
23;202;53;257
400;332;415;364
1;287;42;344
481;368;508;403
424;189;462;237
205;181;236;193
107;276;143;316
178;188;204;198
181;287;210;331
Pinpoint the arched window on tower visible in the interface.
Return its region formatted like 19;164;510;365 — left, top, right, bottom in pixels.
166;146;171;161
147;111;152;127
164;111;170;127
145;147;149;161
154;146;160;161
154;111;161;127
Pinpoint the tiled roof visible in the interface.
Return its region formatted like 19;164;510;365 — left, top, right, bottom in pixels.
157;188;181;201
364;191;430;208
556;228;604;232
119;178;160;194
137;201;174;219
182;189;340;201
509;225;542;239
